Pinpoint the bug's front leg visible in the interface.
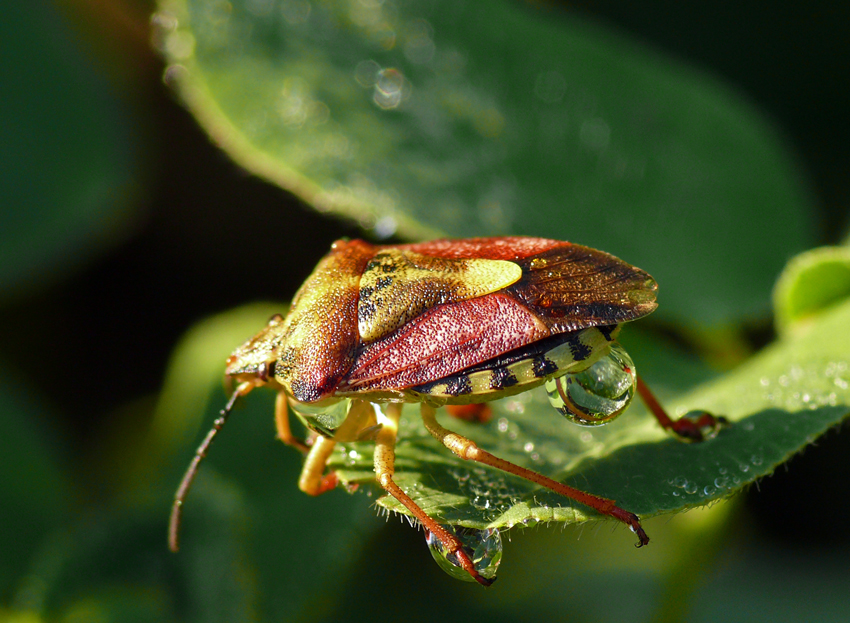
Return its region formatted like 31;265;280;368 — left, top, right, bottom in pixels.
274;391;310;453
298;435;340;495
297;398;379;496
635;376;729;442
373;402;495;587
420;403;649;546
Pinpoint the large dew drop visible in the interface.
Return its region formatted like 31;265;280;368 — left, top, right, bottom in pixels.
425;525;502;583
545;342;636;426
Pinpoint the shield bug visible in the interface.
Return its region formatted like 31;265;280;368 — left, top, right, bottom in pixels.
169;237;726;586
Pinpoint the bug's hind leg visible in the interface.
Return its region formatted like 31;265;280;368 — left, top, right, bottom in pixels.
420;403;649;546
374;403;494;586
636;376;729;442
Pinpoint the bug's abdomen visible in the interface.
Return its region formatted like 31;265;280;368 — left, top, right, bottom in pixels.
411;326;619;402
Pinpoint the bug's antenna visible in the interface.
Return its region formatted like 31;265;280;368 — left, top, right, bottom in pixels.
168;382;252;552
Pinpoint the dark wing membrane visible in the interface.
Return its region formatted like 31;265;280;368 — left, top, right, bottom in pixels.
505;243;657;332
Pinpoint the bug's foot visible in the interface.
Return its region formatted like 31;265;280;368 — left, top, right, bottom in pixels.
473;572;496;587
448;541;498;587
607;507;649;547
304;471;340;496
670;411;729;442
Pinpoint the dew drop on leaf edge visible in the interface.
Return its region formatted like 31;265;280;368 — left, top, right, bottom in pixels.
425;525;502;583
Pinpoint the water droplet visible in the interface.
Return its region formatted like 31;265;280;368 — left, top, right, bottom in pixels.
373;68;409;110
703;486;716;496
751;455;763;466
678;411;724;440
670;476;688;489
354;59;382;87
739;464;750;473
373;216;397;239
718;467;728;475
545;343;635;426
684;481;698;495
426;525;502;583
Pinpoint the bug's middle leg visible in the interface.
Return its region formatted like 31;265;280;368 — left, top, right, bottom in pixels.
421;403;649;546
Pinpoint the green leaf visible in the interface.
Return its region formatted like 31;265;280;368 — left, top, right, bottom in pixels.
773;246;850;337
0;3;140;300
330;297;850;530
155;0;814;326
0;369;72;601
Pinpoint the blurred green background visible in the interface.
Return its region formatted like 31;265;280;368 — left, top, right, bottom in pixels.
2;1;850;621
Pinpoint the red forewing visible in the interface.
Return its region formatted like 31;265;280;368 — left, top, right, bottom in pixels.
339;293;550;392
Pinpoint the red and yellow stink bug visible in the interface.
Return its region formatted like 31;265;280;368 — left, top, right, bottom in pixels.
169;237;726;586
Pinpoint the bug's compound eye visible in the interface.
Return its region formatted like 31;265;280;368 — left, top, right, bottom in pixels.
545;343;636;426
425;525;502;583
256;360;275;382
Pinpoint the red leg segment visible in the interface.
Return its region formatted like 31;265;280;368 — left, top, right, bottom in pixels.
420;404;649;547
636;376;728;442
373;403;495;586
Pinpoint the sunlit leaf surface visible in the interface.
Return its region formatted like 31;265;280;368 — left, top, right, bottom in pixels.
155;0;814;325
773;246;850;337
